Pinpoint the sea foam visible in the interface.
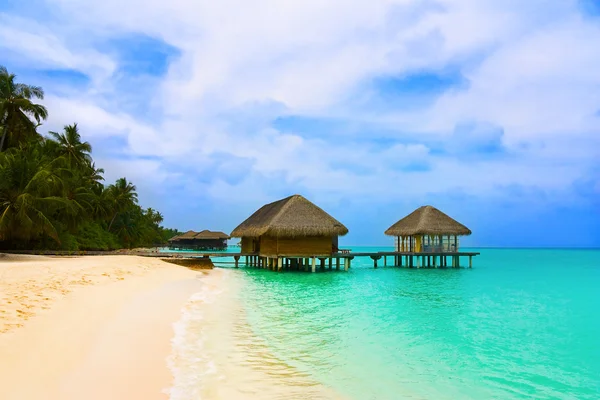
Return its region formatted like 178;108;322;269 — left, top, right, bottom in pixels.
164;272;226;400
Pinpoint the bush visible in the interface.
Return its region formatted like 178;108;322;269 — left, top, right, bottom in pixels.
76;221;119;251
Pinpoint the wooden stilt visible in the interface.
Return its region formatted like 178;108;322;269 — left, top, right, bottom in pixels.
434;255;437;269
328;258;333;270
311;257;317;273
278;257;283;271
336;257;340;270
234;255;240;268
384;256;387;267
319;258;325;270
469;255;473;268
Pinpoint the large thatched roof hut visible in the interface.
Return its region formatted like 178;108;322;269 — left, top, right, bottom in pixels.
385;206;471;252
169;230;230;250
231;194;348;257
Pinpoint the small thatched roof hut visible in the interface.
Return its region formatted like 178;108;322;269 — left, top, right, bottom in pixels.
168;230;230;250
231;194;348;256
385;206;471;252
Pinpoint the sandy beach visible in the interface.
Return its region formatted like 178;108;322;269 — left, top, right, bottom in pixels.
0;254;202;400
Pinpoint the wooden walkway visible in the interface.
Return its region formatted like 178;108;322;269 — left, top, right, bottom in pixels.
149;250;480;270
1;249;480;271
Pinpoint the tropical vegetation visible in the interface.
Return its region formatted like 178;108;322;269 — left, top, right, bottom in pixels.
0;66;179;251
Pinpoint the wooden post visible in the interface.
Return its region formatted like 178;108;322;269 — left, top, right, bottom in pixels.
319;258;325;270
328;258;333;270
469;255;473;268
373;256;378;269
234;255;240;268
311;257;317;273
336;257;340;270
384;256;387;267
433;255;437;269
278;257;283;271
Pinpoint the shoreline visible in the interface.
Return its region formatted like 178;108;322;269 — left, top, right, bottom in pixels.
0;254;344;399
0;255;202;400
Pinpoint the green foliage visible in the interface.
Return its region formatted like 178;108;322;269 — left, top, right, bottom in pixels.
0;66;48;151
75;221;119;251
0;66;177;251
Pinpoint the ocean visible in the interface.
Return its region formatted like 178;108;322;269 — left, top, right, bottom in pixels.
166;247;600;399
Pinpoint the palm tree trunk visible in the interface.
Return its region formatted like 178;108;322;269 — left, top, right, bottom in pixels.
108;212;118;232
0;129;6;152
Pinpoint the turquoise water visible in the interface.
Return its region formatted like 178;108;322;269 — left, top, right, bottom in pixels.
229;248;600;399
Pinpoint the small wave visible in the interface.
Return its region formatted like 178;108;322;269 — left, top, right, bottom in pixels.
164;272;225;400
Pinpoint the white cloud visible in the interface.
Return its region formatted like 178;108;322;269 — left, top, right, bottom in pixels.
4;0;600;212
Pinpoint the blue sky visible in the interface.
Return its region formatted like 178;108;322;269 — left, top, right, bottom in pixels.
1;0;599;247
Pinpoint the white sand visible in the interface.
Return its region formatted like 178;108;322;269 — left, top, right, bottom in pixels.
0;255;202;400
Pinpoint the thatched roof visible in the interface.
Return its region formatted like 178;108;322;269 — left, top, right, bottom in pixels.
194;230;230;240
169;230;230;241
178;230;198;239
385;206;471;237
230;194;348;238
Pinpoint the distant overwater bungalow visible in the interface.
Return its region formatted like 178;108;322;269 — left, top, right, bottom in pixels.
168;230;230;251
385;205;473;268
230;194;349;271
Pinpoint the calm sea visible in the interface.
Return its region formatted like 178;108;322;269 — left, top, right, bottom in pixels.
168;247;600;399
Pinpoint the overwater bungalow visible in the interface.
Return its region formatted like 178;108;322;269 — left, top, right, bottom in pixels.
385;205;471;253
168;230;230;251
230;194;348;269
385;206;471;253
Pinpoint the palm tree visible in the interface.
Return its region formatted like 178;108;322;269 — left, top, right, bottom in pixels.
48;123;92;168
0;66;48;151
0;144;65;242
145;207;164;225
107;178;138;231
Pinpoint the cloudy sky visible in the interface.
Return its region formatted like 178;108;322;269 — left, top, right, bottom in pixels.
2;0;599;246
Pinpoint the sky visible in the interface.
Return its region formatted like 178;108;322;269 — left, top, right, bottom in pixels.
1;0;599;247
